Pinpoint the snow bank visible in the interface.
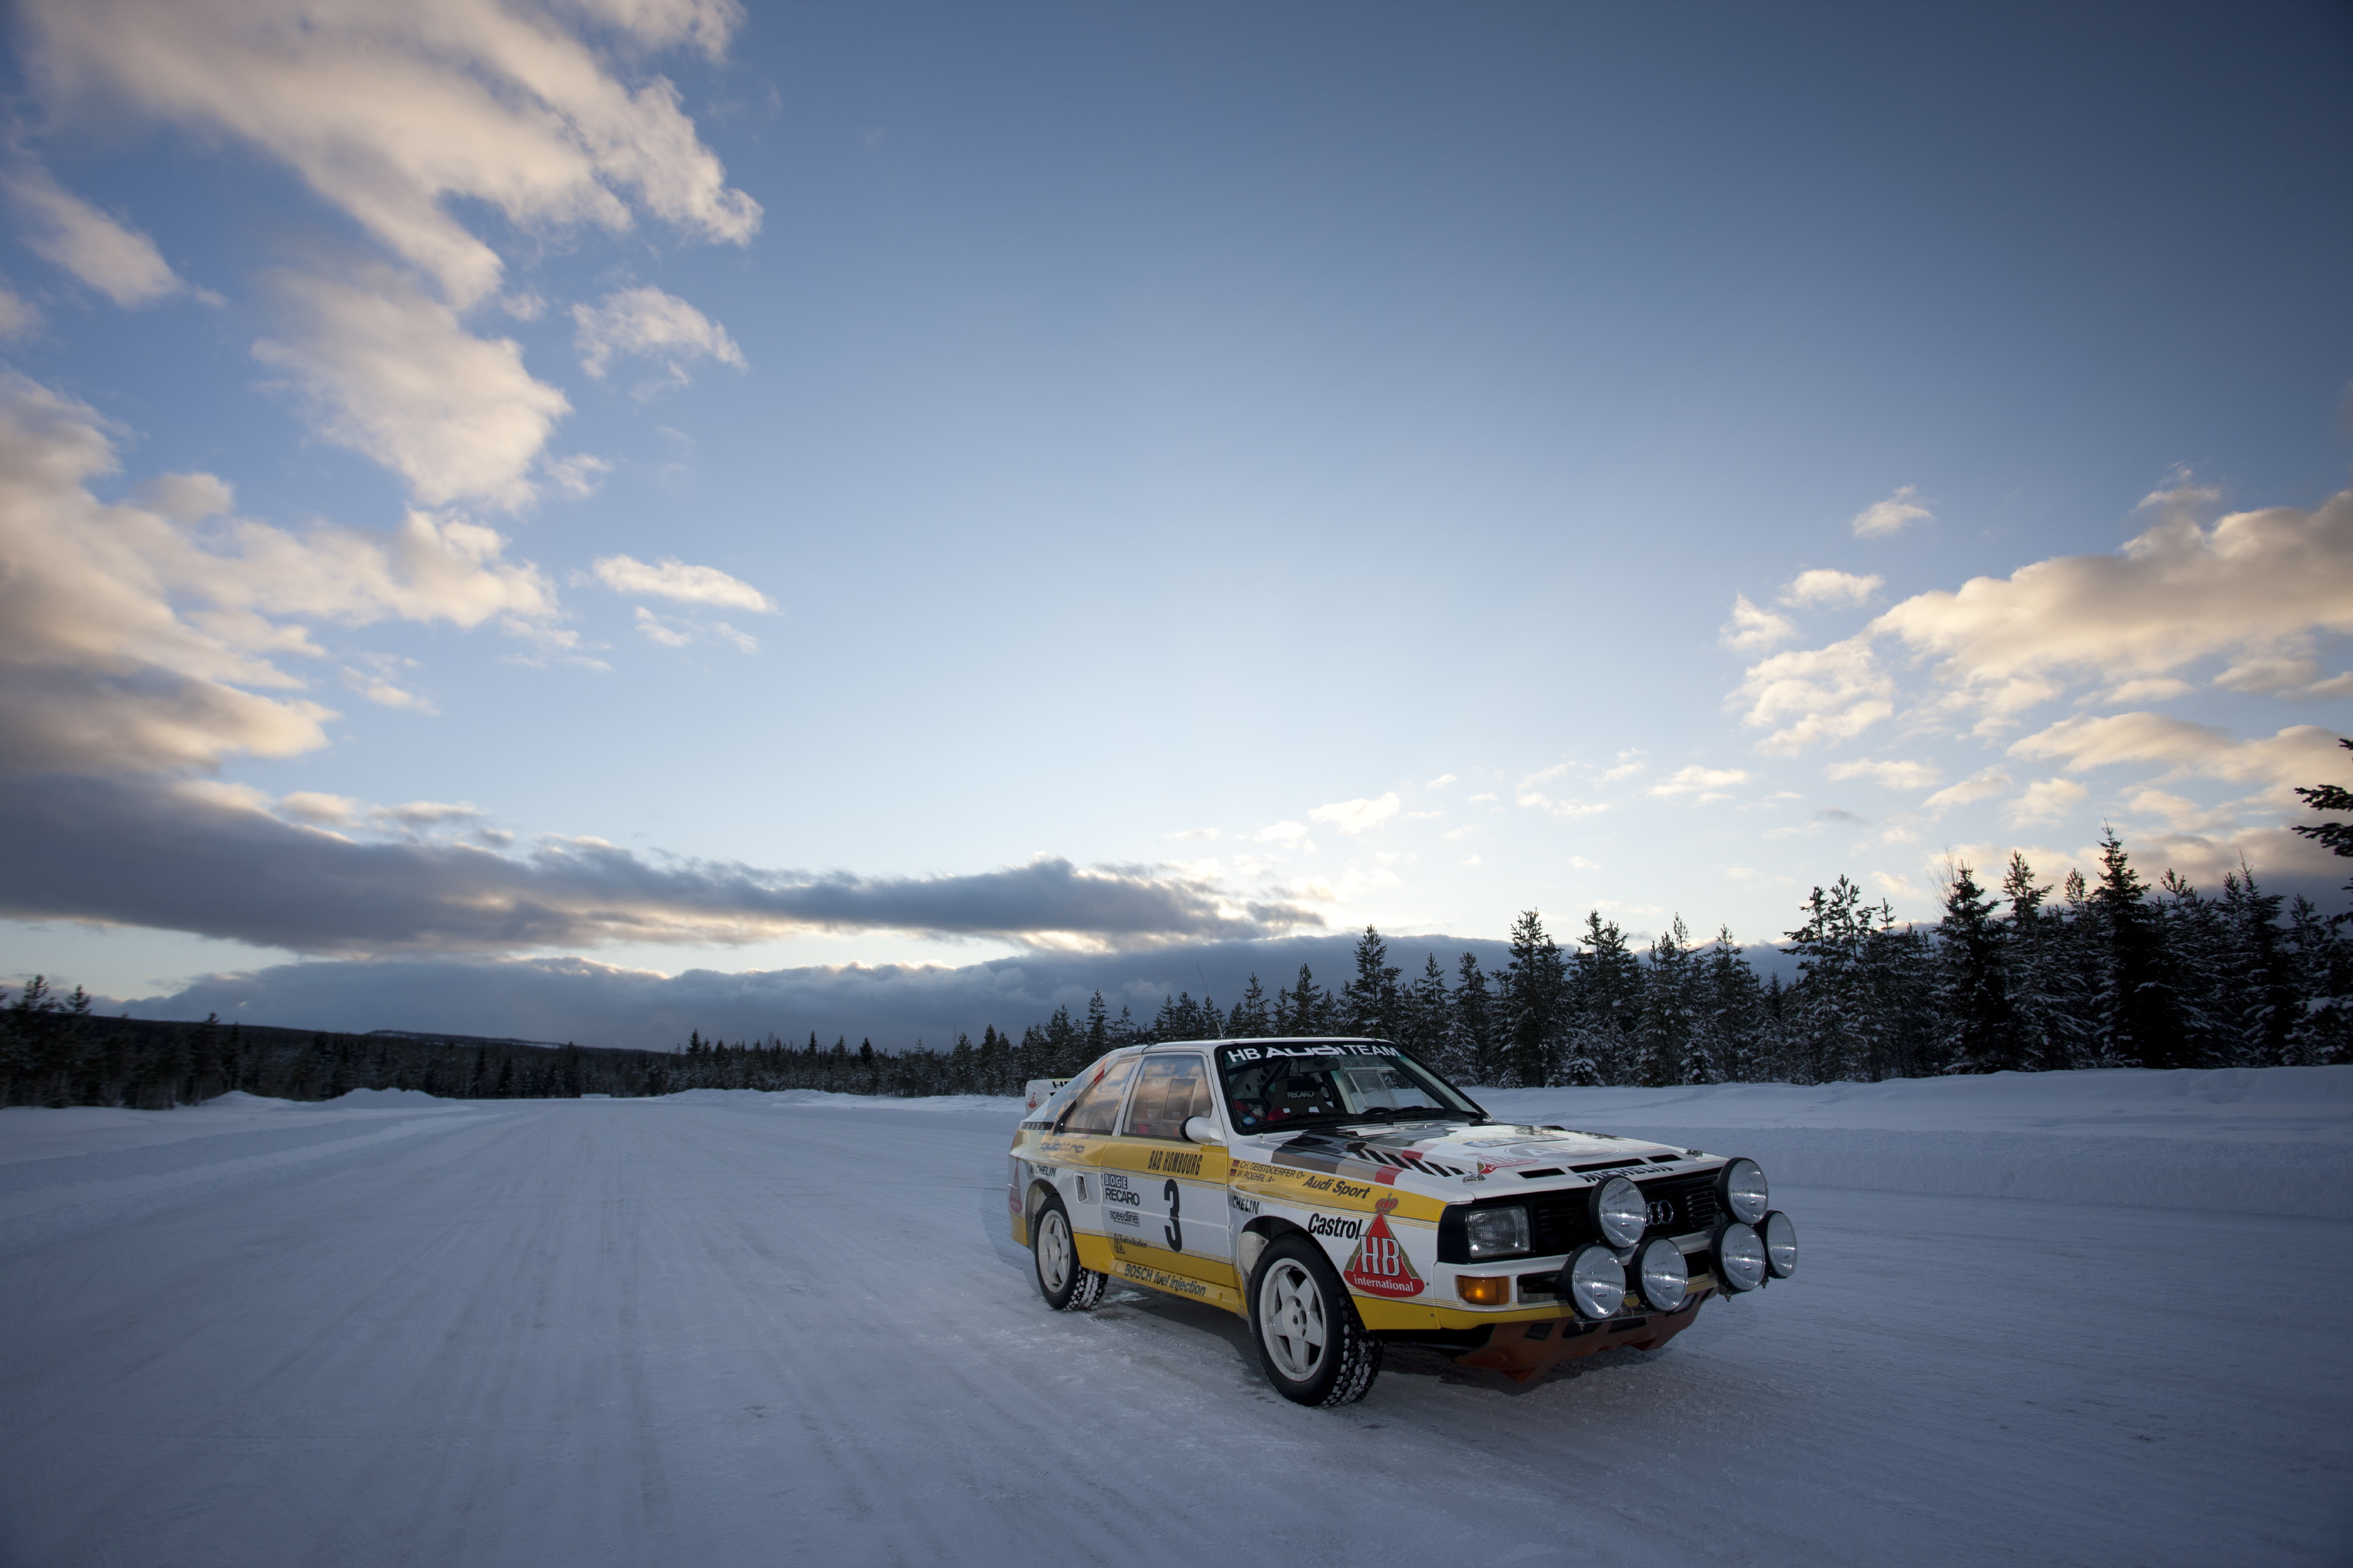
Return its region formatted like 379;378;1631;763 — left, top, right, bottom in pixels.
1469;1066;2353;1219
0;1092;487;1253
659;1087;1027;1115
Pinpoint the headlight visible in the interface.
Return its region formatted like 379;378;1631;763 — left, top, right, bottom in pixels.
1590;1175;1647;1249
1718;1158;1769;1225
1714;1221;1767;1292
1463;1205;1529;1259
1564;1243;1627;1320
1761;1210;1798;1278
1636;1237;1689;1313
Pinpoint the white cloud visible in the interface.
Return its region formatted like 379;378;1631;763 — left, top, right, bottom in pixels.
254;266;570;509
1922;767;2012;814
1874;484;2353;723
1649;765;1752;799
633;605;692;646
544;453;612;498
1824;757;1940;791
1851;485;1932;539
1254;820;1311;846
21;0;759;309
1308;793;1401;836
1732;484;2353;751
592;553;774;612
2008;714;2344;791
342;667;437;712
0;373;557;777
1781;568;1883;610
1730;634;1896;753
1517;791;1610;818
1869;871;1922;899
2006;777;2088;826
1718;593;1796;652
0;277;37;338
1425;773;1457;787
573;284;745;386
4;164;184;306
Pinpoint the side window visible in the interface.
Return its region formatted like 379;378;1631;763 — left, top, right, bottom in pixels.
1122;1056;1211;1139
1057;1056;1140;1136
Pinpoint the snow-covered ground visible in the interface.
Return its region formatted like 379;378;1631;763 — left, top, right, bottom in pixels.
1;1070;2348;1565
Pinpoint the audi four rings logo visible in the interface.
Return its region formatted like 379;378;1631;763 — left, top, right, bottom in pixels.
1645;1198;1676;1227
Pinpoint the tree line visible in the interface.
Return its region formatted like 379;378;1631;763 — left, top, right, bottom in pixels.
9;761;2350;1107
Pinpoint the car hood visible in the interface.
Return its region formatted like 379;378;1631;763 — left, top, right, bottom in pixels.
1236;1120;1701;1195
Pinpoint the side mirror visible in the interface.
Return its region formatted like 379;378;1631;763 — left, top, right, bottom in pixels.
1183;1115;1225;1146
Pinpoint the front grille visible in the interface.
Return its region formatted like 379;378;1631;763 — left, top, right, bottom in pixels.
1524;1171;1718;1255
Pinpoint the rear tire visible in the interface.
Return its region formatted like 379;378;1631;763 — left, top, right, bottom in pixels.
1032;1192;1107;1312
1248;1233;1382;1406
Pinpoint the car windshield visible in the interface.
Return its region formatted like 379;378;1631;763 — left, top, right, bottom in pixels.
1215;1042;1485;1132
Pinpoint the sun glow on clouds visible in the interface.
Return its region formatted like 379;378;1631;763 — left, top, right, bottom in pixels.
0;376;557;778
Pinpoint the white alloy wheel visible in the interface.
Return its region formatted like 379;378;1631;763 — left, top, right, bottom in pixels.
1037;1209;1073;1293
1258;1257;1328;1381
1031;1191;1107;1311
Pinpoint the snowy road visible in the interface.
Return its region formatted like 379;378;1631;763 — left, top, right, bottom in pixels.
3;1093;2349;1567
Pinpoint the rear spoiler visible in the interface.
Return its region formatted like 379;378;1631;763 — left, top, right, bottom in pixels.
1021;1076;1073;1121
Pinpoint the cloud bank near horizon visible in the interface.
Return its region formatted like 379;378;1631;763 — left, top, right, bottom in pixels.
0;773;1321;956
103;934;1527;1052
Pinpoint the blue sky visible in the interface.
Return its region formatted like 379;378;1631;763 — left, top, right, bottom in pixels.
3;1;2350;1044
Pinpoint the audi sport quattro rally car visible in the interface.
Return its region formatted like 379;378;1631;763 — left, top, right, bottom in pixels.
1007;1038;1797;1407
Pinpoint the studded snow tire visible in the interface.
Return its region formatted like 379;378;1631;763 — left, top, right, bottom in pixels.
1248;1233;1383;1407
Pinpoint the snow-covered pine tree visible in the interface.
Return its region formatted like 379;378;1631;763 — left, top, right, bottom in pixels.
1272;966;1323;1035
1498;911;1571;1086
1449;953;1498;1086
1227;974;1273;1039
1936;862;2022;1072
1635;916;1704;1087
2283;896;2352;1063
2087;832;2187;1067
1696;928;1767;1082
1567;911;1641;1084
1342;926;1403;1040
1400;952;1454;1074
2156;870;2230;1066
2216;868;2294;1066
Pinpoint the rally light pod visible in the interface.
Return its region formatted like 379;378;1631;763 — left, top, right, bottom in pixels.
1635;1236;1690;1313
1590;1175;1647;1249
1717;1158;1769;1225
1564;1243;1627;1321
1713;1221;1767;1292
1761;1209;1798;1278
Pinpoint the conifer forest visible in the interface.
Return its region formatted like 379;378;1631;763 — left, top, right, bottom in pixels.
10;803;2348;1111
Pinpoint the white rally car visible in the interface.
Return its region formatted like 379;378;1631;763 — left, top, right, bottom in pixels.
1008;1037;1797;1406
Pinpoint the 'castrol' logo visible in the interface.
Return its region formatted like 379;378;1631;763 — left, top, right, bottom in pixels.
1341;1196;1425;1298
1307;1213;1363;1241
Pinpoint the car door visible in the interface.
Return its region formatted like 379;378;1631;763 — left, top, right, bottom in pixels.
1102;1052;1235;1303
1043;1053;1140;1270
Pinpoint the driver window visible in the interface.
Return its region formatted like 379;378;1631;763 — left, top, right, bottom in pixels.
1121;1056;1210;1139
1057;1056;1140;1136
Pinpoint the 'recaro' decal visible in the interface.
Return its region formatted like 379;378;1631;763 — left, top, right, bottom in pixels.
1101;1172;1141;1207
1342;1196;1425;1298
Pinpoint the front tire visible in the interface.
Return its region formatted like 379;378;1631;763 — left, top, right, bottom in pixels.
1031;1192;1107;1311
1248;1234;1382;1406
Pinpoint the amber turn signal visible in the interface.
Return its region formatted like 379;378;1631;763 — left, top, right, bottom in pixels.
1456;1274;1510;1306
